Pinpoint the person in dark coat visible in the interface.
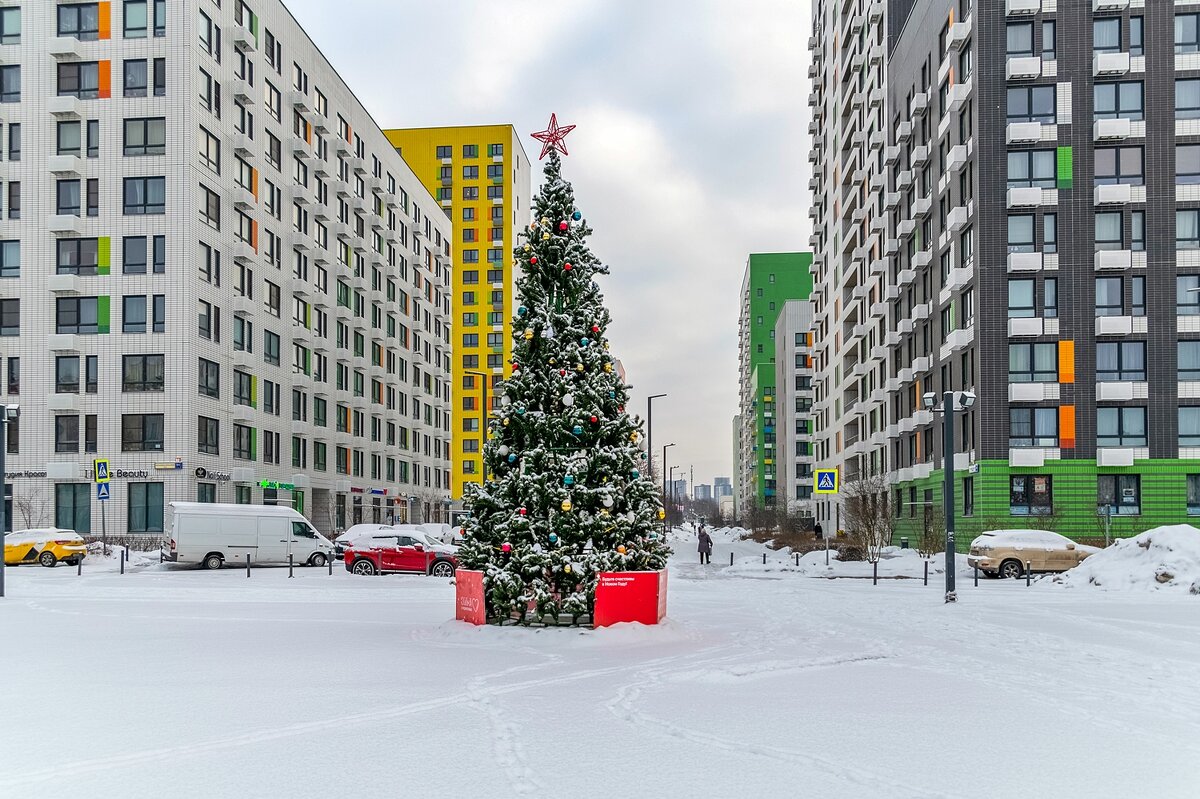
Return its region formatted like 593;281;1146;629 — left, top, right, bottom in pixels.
697;523;713;565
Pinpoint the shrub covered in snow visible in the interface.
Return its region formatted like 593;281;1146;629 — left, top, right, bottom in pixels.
1052;525;1200;594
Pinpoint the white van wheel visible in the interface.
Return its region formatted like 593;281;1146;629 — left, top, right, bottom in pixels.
308;552;327;568
202;554;224;570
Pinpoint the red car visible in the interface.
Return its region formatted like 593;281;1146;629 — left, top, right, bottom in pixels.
343;533;457;577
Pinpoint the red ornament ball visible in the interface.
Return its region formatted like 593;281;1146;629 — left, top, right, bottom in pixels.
501;542;513;553
559;369;566;376
529;256;538;265
591;325;600;333
559;221;568;230
518;507;527;516
590;415;598;423
564;263;573;271
618;405;624;412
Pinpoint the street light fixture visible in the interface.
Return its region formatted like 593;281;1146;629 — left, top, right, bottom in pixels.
0;403;22;599
925;390;975;604
661;443;676;534
647;393;667;484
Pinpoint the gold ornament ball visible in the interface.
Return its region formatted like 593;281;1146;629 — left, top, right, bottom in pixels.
600;509;610;516
549;357;557;364
604;342;610;350
502;417;510;426
523;328;534;340
630;431;640;442
561;499;573;512
658;508;666;520
604;363;613;373
523;244;531;252
617;545;626;555
541;217;548;225
564;564;572;574
542;232;550;241
575;363;584;372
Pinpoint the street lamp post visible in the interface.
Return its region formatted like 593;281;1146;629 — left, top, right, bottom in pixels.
0;404;22;599
647;393;667;484
661;442;675;534
923;390;976;604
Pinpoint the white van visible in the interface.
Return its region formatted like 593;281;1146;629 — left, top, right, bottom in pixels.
162;502;334;570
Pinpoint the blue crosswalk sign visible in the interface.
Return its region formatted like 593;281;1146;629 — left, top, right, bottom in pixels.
96;482;110;501
815;469;839;494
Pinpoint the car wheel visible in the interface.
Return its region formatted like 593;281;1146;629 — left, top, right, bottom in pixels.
351;559;377;576
202;554;224;571
39;551;57;568
308;552;327;568
429;560;455;578
998;559;1024;579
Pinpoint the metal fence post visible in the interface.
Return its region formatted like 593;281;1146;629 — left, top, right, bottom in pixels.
289;553;294;578
795;552;800;567
729;552;733;566
328;554;333;576
120;551;124;575
762;552;766;565
974;565;978;587
923;560;928;586
873;560;878;586
1026;562;1031;587
246;553;251;577
77;558;82;576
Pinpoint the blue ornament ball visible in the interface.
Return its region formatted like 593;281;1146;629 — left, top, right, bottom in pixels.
581;338;589;347
631;469;640;479
572;425;583;435
517;407;526;415
548;533;559;544
518;306;528;316
564;475;575;486
572;211;582;221
507;454;517;463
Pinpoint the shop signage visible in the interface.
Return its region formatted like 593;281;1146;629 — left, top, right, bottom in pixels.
259;480;295;491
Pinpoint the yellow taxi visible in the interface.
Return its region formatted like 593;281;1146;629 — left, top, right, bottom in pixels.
3;528;87;568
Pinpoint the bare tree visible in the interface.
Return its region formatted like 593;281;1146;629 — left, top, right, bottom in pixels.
410;485;448;525
841;473;895;564
919;502;944;559
15;487;49;529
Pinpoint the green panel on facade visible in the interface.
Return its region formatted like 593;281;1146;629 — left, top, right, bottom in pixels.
1056;146;1073;189
97;237;110;276
250;375;258;408
96;295;110;334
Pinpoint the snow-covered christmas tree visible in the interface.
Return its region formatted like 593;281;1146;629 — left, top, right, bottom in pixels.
459;126;670;625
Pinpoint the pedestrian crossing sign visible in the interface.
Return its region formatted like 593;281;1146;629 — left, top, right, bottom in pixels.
96;482;111;501
93;459;110;483
815;469;839;494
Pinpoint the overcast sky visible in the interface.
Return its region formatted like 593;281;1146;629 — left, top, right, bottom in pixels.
287;0;813;489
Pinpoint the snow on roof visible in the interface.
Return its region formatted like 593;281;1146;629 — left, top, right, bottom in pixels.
1052;524;1200;594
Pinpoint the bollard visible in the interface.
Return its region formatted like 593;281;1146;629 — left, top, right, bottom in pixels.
762;552;767;565
247;553;251;578
729;551;734;566
328;554;333;576
1026;562;1031;587
120;551;124;575
873;560;878;586
923;560;928;586
289;553;294;578
77;558;82;576
795;552;800;567
159;548;163;564
974;565;979;587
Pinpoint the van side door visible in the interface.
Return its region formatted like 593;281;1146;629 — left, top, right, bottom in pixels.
256;517;291;563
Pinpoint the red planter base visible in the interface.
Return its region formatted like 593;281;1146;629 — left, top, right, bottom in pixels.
453;568;668;627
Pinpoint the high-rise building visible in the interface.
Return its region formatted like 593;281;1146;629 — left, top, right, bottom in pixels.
694;483;713;501
713;477;733;497
0;0;454;535
810;0;1197;541
382;126;531;509
736;253;813;514
775;300;815;516
730;416;742;517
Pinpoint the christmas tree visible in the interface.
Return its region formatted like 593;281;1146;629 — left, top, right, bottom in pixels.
459;140;670;625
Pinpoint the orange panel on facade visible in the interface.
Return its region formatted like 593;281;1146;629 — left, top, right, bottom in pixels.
1059;405;1076;449
98;61;111;99
98;3;111;39
1058;340;1075;384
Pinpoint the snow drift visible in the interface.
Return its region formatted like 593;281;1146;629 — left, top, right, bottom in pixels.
1052;524;1200;594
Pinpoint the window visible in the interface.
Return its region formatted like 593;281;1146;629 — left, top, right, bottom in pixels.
1183;408;1200;448
55;415;80;453
6;181;17;219
435;145;451;159
1182;342;1200;382
1097;342;1145;381
1180;146;1200;187
1095;146;1143;185
124;59;147;97
124;176;165;214
198;357;220;398
128;482;164;533
0;299;16;336
1007;22;1033;57
1095;211;1125;251
58;121;82;156
1180;79;1200;122
124;117;166;156
121;413;164;451
1010;475;1053;516
56;297;101;334
59;4;101;40
0;240;17;278
1044;278;1058;319
0;65;18;103
57;62;99;99
1010;407;1058;447
234;316;253;351
463;144;478;158
1178;14;1200;54
1181;276;1200;314
124;0;147;38
56;356;80;393
1095;81;1144;120
264;330;281;365
199;127;220;173
1093;18;1120;53
55;484;90;533
1042;20;1056;59
1007;279;1035;318
1007;216;1035;253
1009;343;1057;382
1007;150;1056;188
122;354;163;392
1096;276;1124;316
1007;85;1055;123
0;8;18;45
1130;16;1143;57
1097;474;1141;516
1097;406;1147;447
123;295;147;333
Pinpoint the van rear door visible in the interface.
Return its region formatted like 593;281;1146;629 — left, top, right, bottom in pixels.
256;517;291;563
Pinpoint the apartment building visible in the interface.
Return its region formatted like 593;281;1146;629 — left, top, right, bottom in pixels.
774;299;815;515
811;0;1200;541
0;0;453;535
735;252;812;515
381;126;530;511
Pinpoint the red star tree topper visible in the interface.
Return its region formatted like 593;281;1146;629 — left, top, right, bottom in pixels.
531;113;576;160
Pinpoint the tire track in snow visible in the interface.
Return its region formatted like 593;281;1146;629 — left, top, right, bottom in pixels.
464;664;546;796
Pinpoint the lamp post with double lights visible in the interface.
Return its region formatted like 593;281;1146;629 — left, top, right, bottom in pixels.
922;389;977;604
661;442;676;534
647;393;667;485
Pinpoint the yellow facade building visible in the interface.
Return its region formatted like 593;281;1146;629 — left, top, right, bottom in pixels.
383;125;531;505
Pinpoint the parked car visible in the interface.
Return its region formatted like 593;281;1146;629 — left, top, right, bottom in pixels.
343;532;457;577
3;528;87;568
967;529;1100;579
162;502;334;569
333;524;397;558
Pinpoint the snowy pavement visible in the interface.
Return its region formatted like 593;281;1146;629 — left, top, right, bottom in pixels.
1;540;1198;798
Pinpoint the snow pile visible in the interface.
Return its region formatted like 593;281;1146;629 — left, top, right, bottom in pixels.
1052;525;1200;594
667;525;748;543
82;543;161;572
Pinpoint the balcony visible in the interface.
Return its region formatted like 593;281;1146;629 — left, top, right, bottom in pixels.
1008;252;1044;272
910;92;929;117
48;394;81;413
1097;448;1136;468
48;335;79;352
1006;122;1045;143
1008;317;1046;337
947;205;970;232
1010;448;1047;468
1006;0;1041;14
1094;52;1131;77
1094;184;1133;205
897;121;912;141
47;275;82;294
946;80;973;115
884;191;900;210
885;145;900;165
946;18;972;51
912;196;932;218
48;215;84;235
232;26;256;52
48;37;83;59
1007;187;1044;208
1006;57;1043;81
48;96;82;117
48;155;83;175
1093;0;1128;11
1095;249;1132;270
1093;118;1132;141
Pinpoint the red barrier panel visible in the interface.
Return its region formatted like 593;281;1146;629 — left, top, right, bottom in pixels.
594;570;668;628
455;569;486;625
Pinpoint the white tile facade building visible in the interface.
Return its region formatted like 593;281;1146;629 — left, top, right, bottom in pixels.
0;0;453;535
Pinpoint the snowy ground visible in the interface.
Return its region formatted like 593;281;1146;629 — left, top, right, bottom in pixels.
2;533;1198;798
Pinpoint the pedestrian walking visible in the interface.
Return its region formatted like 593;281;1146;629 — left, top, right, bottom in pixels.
697;520;712;565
